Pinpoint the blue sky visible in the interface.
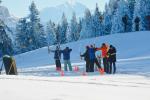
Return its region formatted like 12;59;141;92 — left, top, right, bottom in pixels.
1;0;109;18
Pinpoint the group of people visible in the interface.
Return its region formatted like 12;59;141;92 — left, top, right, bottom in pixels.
49;43;117;74
49;46;73;71
81;43;117;74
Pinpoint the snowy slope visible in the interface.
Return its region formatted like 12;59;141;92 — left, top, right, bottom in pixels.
14;31;150;68
0;31;150;100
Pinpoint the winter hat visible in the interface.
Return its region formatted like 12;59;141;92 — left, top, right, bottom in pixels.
110;45;113;48
86;46;89;49
56;46;59;50
90;45;94;48
66;47;69;49
102;43;105;46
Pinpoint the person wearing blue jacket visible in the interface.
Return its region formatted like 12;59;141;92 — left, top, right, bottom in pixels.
61;47;72;71
88;45;103;73
88;46;95;72
49;46;62;71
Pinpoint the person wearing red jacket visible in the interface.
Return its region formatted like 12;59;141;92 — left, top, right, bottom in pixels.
96;43;110;73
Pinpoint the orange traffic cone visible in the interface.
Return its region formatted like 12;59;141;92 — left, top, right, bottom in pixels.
99;68;104;75
74;66;79;72
60;71;64;76
82;72;87;76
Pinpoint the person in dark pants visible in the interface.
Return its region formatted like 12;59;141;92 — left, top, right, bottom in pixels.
96;43;109;73
88;46;95;72
61;47;72;71
49;46;62;71
80;46;90;72
107;45;117;74
88;45;103;73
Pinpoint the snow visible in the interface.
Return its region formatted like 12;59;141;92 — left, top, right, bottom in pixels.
0;75;150;100
14;31;150;68
0;6;18;41
0;6;18;28
0;31;150;100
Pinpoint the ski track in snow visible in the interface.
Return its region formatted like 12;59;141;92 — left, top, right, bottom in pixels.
0;75;150;88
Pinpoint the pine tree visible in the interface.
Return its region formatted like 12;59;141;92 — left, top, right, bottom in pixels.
108;0;119;15
28;1;47;50
55;24;61;45
69;12;80;41
92;3;104;37
0;20;13;55
78;18;82;35
60;13;68;44
133;0;150;31
16;18;29;53
111;0;131;34
104;3;112;35
46;20;56;46
141;0;150;30
80;8;93;39
127;0;136;18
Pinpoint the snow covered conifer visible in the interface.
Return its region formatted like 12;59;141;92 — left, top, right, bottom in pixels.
108;0;119;15
80;8;93;39
111;0;131;34
16;18;30;53
133;0;150;31
103;3;112;35
55;24;61;45
92;3;104;36
28;1;47;49
69;12;80;41
0;20;13;55
46;20;56;46
59;13;68;44
127;0;136;18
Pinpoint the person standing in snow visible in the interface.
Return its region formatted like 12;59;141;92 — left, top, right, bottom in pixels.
96;43;110;73
61;47;72;71
107;45;117;74
80;46;90;72
49;46;62;71
88;45;103;73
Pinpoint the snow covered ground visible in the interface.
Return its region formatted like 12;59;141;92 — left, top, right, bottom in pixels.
0;75;150;100
0;31;150;100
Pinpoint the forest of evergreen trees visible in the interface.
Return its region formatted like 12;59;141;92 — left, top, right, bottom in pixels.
0;0;150;55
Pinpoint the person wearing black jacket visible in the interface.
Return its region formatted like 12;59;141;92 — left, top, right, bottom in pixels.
80;46;90;72
49;46;62;71
107;45;117;74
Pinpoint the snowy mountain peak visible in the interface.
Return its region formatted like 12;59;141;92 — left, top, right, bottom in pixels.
0;6;19;41
40;2;87;23
67;0;76;6
0;6;18;28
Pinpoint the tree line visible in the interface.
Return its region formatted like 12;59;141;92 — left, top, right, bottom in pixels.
0;0;150;55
